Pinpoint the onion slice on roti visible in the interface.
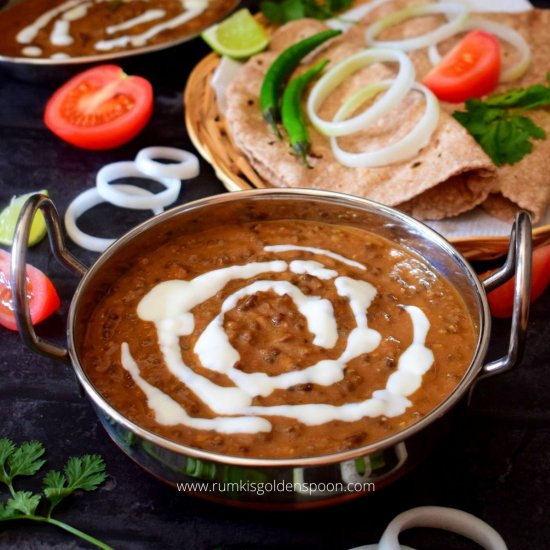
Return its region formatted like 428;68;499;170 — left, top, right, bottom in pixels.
224;19;494;220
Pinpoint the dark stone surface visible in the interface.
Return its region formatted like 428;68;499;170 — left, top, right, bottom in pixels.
0;3;549;549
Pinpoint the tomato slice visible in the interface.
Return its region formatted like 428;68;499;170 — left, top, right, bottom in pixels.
422;31;501;103
0;249;61;331
484;244;550;318
44;64;153;150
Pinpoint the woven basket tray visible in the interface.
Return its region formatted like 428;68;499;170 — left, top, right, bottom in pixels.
184;51;550;261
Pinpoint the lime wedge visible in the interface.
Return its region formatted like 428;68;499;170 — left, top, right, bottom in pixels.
0;190;49;247
202;9;269;59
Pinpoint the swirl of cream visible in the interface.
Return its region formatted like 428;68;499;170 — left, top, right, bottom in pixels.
121;247;434;433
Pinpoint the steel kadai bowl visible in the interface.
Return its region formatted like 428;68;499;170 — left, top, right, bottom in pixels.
11;189;531;508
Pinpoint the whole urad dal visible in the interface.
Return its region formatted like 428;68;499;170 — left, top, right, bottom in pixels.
81;219;476;459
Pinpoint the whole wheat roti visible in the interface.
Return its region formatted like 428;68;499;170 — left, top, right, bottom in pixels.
224;18;494;220
350;0;550;222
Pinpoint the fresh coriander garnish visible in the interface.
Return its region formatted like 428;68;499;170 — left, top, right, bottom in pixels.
260;0;354;24
0;438;112;550
453;73;550;166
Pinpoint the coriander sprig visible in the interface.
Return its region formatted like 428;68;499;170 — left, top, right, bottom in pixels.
0;438;112;550
453;73;550;166
260;0;354;24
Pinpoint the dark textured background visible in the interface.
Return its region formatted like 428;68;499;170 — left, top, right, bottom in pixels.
1;1;549;548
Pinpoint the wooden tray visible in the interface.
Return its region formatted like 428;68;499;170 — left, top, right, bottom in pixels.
184;51;550;261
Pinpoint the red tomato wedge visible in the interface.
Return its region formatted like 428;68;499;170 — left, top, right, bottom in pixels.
423;31;501;103
484;244;550;318
0;249;61;331
44;64;153;150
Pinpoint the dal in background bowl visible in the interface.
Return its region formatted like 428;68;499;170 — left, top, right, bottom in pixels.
0;0;239;80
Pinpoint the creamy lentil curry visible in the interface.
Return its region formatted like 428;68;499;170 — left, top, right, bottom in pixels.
81;220;476;459
0;0;234;59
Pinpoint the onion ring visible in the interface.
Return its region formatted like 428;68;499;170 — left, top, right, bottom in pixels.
376;506;507;550
65;185;163;253
135;146;200;180
365;3;469;52
330;80;439;168
307;49;415;137
96;161;181;211
428;17;531;83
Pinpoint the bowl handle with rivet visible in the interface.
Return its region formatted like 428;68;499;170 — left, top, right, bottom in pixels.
11;193;87;363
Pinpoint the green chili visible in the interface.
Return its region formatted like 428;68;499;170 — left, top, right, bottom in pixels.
260;29;341;137
281;59;329;167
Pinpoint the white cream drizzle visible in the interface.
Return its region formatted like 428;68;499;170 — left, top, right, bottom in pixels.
51;20;73;46
289;260;337;280
195;279;342;397
265;244;367;270
121;343;271;433
137;261;287;328
22;46;43;57
49;1;93;46
62;3;93;21
16;0;83;44
120;246;435;434
16;0;209;57
95;0;208;51
106;9;166;35
247;306;429;424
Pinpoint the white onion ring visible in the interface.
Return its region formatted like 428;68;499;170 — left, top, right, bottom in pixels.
428;17;531;83
351;506;506;550
377;506;507;550
330;80;439;168
307;49;415;137
135;146;200;180
65;185;163;253
365;2;469;52
96;161;181;211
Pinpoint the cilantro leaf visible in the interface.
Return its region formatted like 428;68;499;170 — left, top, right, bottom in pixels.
8;441;46;480
43;470;73;512
65;455;107;492
0;439;16;469
260;0;353;24
0;440;111;549
326;0;354;13
484;84;550;110
7;491;41;516
260;1;284;24
261;0;304;23
0;501;18;520
453;77;550;166
0;439;16;486
43;455;107;515
42;469;66;492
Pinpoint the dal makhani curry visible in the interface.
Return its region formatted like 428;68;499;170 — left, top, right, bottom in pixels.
81;220;476;459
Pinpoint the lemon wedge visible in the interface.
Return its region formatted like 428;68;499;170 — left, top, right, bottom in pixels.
202;9;269;59
0;190;49;247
